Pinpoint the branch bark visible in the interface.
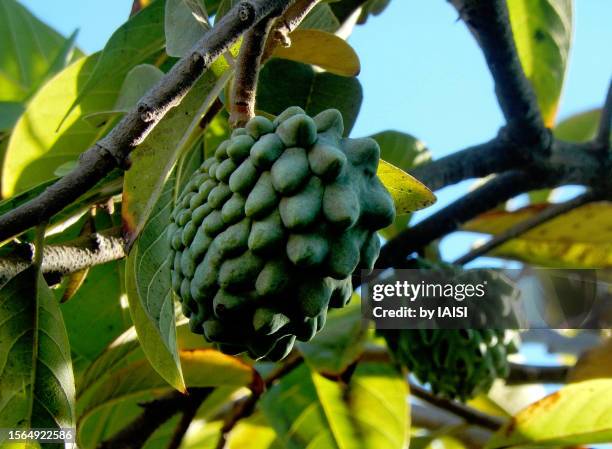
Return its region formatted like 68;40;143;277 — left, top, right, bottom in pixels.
0;227;125;287
506;363;570;385
0;0;292;243
409;381;505;431
376;170;556;270
97;388;212;449
229;14;277;127
449;0;549;147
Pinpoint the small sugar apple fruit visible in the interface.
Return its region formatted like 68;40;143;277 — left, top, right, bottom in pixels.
381;267;521;401
168;106;395;361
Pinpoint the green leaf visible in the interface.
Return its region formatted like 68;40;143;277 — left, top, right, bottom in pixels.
0;0;83;103
508;0;573;126
227;414;284;449
61;261;131;370
2;54;109;196
273;29;360;77
370;131;432;238
63;0;166;122
77;349;258;434
0;267;76;445
84;64;165;127
297;296;367;375
165;0;210;57
487;379;612;448
554;108;602;142
261;362;408;449
0;101;24;132
298;3;341;33
257;58;362;136
125;176;184;391
122;57;232;242
378;159;436;214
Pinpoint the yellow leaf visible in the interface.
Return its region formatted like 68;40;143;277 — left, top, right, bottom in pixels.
568;338;612;383
272;29;360;77
377;159;436;214
463;202;612;268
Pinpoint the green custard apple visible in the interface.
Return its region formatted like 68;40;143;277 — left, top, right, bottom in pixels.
168;106;395;361
382;267;521;401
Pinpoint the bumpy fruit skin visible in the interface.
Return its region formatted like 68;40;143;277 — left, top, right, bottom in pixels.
169;107;395;361
382;268;521;401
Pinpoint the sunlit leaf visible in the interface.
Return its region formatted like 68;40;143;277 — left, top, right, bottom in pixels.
262;362;408;449
487;379;612;448
273;29;360;77
64;0;166;121
77;349;258;434
554;108;602;142
0;267;76;443
378;159;436;214
61;261;131;371
297;296;367;375
0;0;82;103
227;414;284;449
568;338;612;383
463;202;612;268
508;0;573;126
371;130;431;238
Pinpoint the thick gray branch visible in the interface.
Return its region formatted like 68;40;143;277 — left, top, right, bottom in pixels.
0;0;292;243
0;227;125;286
449;0;549;147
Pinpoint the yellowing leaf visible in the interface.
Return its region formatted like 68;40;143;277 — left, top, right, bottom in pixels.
77;349;258;434
487;379;612;448
464;202;612;268
378;159;436;214
568;338;612;383
273;29;360;77
508;0;573;126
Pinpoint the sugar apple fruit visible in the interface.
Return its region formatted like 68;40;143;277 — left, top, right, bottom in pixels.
381;267;521;401
168;106;395;361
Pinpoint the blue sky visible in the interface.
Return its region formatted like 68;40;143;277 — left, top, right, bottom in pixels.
21;0;612;262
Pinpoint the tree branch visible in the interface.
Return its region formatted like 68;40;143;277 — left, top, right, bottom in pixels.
454;190;600;265
98;388;212;449
409;381;505;431
0;0;292;243
262;0;321;60
506;363;570;385
376;170;555;270
229;14;277;127
0;227;125;287
449;0;549;147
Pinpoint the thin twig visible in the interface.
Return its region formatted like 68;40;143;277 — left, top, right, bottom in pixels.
214;351;303;449
506;363;570;385
374;170;555;272
230;14;277;127
454;190;599;265
262;0;321;60
409;381;505;431
98;388;212;449
165;389;212;449
0;0;291;243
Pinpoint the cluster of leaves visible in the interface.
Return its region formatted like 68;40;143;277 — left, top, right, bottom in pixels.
0;0;611;449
